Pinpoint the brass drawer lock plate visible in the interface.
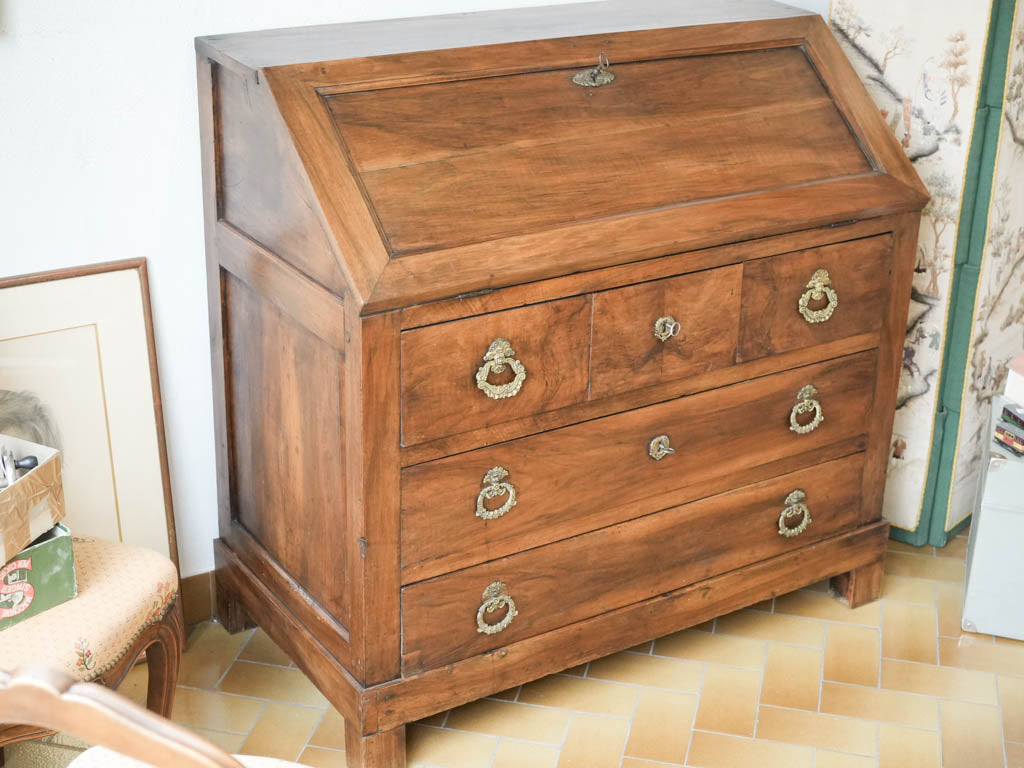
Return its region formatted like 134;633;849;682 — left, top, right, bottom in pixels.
648;434;675;461
653;315;682;342
572;53;615;87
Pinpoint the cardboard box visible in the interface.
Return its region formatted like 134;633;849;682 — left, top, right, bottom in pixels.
0;434;65;563
0;523;77;631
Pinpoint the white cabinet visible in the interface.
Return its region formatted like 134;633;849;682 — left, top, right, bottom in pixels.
962;396;1024;640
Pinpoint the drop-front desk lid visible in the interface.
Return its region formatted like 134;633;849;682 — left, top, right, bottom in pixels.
197;0;927;312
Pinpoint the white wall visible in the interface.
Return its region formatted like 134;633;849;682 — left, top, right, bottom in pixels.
0;0;828;577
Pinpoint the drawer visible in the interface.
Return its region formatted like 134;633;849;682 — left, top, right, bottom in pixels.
402;349;877;581
402;452;867;673
401;297;591;445
739;235;892;361
590;265;742;399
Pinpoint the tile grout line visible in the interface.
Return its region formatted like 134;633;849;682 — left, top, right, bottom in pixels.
237;699;270;756
558;710;575;761
174;683;329;710
995;675;1008;768
752;640;768;742
414;722;566;750
212;627;256;691
816;628;826;714
682;662;706;768
485;732;501;768
615;680;643;768
295;706;331;763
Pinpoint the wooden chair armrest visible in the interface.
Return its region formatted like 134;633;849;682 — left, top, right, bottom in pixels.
0;665;243;768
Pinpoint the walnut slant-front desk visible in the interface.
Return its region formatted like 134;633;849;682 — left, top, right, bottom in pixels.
196;2;927;764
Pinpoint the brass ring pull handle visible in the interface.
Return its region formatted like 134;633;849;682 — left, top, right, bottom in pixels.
476;466;517;521
653;315;682;342
476;338;527;400
476;581;518;635
778;489;812;537
798;268;838;324
648;434;675;461
789;385;823;434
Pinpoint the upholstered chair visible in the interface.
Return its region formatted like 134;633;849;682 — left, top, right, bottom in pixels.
0;537;183;764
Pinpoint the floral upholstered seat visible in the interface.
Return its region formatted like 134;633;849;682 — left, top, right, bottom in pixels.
0;537;178;680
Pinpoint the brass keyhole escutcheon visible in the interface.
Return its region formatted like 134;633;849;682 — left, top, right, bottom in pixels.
572;52;615;87
648;434;675;461
653;315;682;343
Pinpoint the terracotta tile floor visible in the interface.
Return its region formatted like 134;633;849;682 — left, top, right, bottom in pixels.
12;527;1024;767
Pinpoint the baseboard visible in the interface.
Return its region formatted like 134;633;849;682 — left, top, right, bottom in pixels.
180;570;214;626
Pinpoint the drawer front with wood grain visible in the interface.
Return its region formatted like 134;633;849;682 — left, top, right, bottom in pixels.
401;349;877;582
402;452;867;673
590;265;742;399
401;297;591;445
738;235;892;361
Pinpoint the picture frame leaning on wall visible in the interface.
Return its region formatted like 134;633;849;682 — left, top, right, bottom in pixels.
0;259;176;566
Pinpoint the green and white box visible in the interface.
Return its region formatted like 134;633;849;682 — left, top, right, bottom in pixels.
0;523;77;632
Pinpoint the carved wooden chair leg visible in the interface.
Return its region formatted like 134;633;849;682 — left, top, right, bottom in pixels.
142;600;185;717
0;599;185;762
91;598;186;719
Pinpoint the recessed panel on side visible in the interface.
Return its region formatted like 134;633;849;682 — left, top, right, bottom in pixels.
222;272;349;627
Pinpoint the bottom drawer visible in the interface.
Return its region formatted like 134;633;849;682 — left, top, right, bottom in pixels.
402;452;867;673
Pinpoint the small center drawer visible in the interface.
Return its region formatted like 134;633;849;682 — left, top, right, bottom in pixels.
401;349;877;581
401;452;867;674
590;265;742;399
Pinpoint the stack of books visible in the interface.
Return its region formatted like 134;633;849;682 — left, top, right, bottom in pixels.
994;353;1024;456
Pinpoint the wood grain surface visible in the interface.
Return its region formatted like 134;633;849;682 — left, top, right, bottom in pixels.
590;265;742;398
401;296;592;444
329;45;869;253
739;234;893;361
401;350;877;580
402;454;867;671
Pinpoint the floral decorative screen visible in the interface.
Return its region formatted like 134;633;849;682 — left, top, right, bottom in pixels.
829;0;998;536
947;15;1024;532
